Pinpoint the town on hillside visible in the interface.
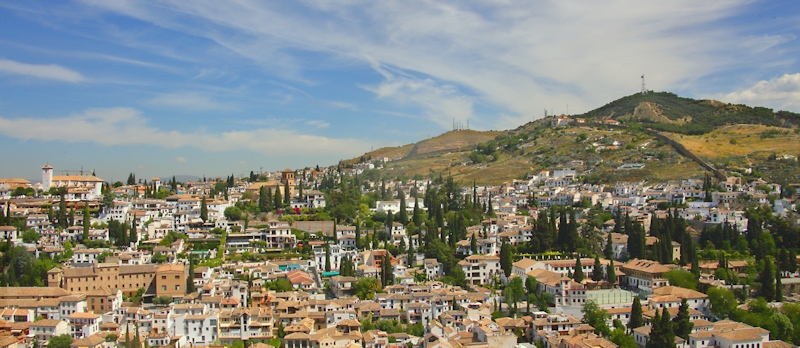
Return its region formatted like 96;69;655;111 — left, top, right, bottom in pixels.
0;161;798;348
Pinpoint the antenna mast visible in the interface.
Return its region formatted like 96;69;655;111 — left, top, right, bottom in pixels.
641;75;648;95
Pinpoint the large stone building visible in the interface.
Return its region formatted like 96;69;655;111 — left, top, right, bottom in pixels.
48;263;187;299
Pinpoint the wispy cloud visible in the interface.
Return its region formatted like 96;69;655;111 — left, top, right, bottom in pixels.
0;58;85;82
148;91;237;112
78;0;791;122
305;120;330;128
714;73;800;111
0;108;368;156
175;157;187;163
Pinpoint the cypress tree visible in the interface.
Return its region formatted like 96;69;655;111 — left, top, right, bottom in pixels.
672;299;693;340
661;307;675;348
573;257;584;283
283;180;290;204
413;197;421;227
324;244;331;272
759;257;776;302
355;221;362;250
408;242;415;267
591;255;604;281
470;234;478;255
776;267;783;302
607;259;617;286
200;197;208;222
500;241;512;278
398;189;408;226
82;204;90;241
259;186;269;212
274;188;282;210
628;297;643;333
646;308;662;348
604;232;613;259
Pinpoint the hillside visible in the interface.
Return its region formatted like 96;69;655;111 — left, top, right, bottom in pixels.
344;129;502;164
342;92;799;185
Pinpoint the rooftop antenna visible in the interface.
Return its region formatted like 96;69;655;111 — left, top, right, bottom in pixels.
641;75;648;95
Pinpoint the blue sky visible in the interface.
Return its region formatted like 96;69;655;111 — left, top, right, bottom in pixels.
0;1;798;183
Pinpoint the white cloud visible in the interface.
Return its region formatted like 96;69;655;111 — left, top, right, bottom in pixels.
175;157;187;163
0;58;85;82
364;68;474;129
715;73;800;112
80;1;794;127
148;92;236;112
0;108;368;156
305;120;330;128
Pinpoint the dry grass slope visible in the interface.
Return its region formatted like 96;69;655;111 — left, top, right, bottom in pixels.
673;125;800;159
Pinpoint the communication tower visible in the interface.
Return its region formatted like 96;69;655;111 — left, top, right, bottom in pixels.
641;75;648;95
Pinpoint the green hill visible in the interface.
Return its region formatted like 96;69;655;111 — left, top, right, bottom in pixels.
341;92;800;185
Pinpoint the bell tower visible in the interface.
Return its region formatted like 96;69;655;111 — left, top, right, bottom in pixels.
42;164;53;192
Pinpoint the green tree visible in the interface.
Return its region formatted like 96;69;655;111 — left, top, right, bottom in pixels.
499;241;512;278
581;300;611;336
258;186;270;212
470;234;478;255
82;204;90;241
200;197;208;222
224;206;243;221
672;299;693;340
592;255;604;281
48;334;73;348
21;230;41;243
324;244;331;272
398;189;408;226
610;326;639;348
707;287;737;319
663;270;698;290
759;257;776;302
606;259;617;287
573;257;584;283
604;232;613;259
628;297;643;333
504;277;525;314
352;277;382;300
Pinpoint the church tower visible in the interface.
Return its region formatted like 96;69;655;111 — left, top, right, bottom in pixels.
281;169;295;198
42;164;53;192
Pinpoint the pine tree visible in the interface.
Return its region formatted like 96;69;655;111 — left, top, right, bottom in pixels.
200;197;208;222
573;257;584;283
591;255;604;281
628;297;643;333
672;299;693;340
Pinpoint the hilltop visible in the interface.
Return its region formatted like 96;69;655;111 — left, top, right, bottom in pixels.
344;92;800;185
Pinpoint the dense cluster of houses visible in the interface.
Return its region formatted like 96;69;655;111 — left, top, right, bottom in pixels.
0;162;797;348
